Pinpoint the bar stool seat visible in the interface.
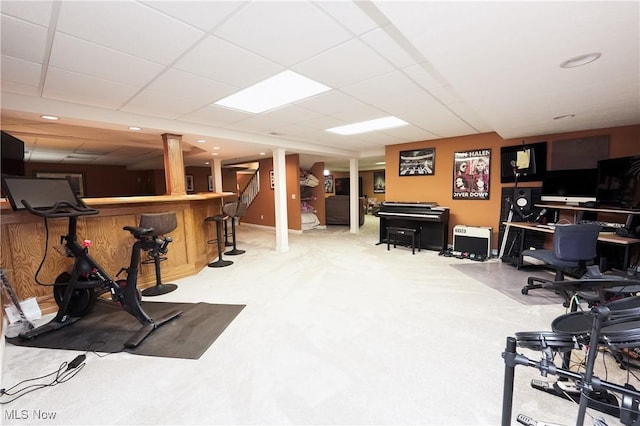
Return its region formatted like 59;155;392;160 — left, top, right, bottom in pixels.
223;201;248;256
205;213;233;268
139;212;178;296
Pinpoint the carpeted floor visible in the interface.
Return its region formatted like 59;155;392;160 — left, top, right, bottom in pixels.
7;300;245;359
451;261;566;305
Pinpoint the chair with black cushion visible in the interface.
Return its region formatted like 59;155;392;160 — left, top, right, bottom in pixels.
205;211;233;268
223;201;248;256
521;223;601;297
139;212;178;296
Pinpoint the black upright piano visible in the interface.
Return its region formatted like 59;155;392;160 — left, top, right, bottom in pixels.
375;201;449;251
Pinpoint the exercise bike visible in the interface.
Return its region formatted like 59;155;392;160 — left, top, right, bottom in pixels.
1;176;182;348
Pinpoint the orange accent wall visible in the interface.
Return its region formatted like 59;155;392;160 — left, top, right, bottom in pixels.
386;125;640;249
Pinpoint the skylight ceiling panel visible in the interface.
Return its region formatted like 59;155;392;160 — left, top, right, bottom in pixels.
43;68;140;109
292;38;395;89
141;1;242;32
174;36;283;89
1;1;53;26
214;1;352;67
56;1;204;65
49;34;165;87
0;14;48;63
0;55;41;95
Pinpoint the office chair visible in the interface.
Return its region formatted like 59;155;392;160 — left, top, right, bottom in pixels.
521;223;601;297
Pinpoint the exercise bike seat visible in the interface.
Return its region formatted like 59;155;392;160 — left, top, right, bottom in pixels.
123;226;155;239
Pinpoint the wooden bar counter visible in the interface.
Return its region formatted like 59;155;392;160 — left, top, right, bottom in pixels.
1;192;234;311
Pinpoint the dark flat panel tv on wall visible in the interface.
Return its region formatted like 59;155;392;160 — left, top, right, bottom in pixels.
500;141;547;183
1;131;25;177
596;155;640;210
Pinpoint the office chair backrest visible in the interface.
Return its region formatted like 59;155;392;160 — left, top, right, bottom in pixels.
553;223;601;261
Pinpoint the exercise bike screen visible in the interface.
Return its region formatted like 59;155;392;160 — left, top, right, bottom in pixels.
2;176;82;211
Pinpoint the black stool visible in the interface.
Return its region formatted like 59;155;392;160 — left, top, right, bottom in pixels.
223;201;248;256
205;212;233;268
139;212;178;296
387;226;421;255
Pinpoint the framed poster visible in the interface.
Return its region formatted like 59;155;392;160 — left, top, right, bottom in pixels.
208;175;213;191
35;172;85;197
373;171;385;193
399;148;435;176
453;148;491;200
324;175;334;193
186;175;194;192
269;170;275;190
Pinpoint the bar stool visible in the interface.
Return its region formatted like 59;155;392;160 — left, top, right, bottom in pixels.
139;212;178;296
223;201;248;256
205;212;233;268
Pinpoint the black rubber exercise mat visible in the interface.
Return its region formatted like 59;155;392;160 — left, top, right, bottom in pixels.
7;300;245;359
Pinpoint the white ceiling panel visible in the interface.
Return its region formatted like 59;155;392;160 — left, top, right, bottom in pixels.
141;1;245;32
214;1;353;66
1;0;53;27
293;38;395;88
0;55;42;89
56;1;204;65
43;68;140;108
0;14;49;63
49;33;165;87
173;35;283;88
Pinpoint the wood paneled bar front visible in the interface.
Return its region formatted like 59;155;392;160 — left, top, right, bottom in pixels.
0;192;234;313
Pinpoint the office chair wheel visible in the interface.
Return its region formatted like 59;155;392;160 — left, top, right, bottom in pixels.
53;272;98;317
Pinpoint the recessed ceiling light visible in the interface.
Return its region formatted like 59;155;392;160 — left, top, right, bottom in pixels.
214;70;331;114
213;146;220;150
259;152;266;156
40;115;58;120
128;126;141;131
553;114;576;120
197;139;206;143
326;116;409;135
560;52;601;68
211;152;218;156
375;161;386;165
323;169;330;176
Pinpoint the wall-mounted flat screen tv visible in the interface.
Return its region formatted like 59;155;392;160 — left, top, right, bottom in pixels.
500;141;547;183
596;155;640;210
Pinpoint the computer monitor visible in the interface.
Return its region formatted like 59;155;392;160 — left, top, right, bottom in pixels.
540;168;598;206
2;176;81;211
596;155;640;210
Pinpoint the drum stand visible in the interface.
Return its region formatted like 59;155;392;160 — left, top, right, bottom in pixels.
501;305;640;426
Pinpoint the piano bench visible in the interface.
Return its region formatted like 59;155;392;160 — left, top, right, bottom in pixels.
387;227;421;255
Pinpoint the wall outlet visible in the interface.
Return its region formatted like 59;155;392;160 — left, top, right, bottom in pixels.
292;194;296;199
260;214;264;220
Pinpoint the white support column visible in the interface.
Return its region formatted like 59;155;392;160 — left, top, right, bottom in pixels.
211;158;223;193
349;158;359;234
273;148;289;253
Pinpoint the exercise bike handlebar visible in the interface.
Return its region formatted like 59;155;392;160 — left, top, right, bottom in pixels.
22;199;99;219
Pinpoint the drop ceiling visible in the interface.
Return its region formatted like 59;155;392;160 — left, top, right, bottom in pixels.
1;1;638;171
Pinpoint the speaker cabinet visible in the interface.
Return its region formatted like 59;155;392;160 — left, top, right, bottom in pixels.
513;188;532;212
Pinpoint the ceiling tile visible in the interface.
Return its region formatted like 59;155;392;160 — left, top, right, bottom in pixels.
214;1;352;66
0;14;48;63
49;33;165;87
1;0;53;26
140;1;244;32
0;55;42;90
43;68;140;109
56;1;204;65
174;35;283;88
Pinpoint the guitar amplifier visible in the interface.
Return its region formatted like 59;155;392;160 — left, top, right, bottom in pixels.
453;225;492;257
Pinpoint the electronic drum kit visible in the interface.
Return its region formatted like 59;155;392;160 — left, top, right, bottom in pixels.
502;279;640;426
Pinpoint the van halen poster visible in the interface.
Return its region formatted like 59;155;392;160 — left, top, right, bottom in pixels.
453;149;491;200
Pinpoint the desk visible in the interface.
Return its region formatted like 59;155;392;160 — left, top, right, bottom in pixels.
501;222;640;269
